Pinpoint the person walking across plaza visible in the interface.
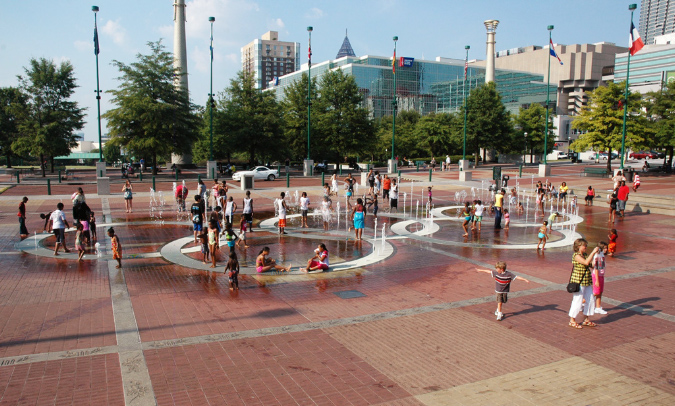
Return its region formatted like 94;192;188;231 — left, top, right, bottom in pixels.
632;173;640;192
242;190;254;232
382;174;391;204
537;221;548;250
49;202;71;255
585;186;595;206
476;261;530;321
617;181;630;218
367;168;375;195
568;238;600;329
494;189;504;229
351;198;366;241
18;196;29;239
445;155;451;171
390;178;399;213
122;179;133;213
191;195;205;244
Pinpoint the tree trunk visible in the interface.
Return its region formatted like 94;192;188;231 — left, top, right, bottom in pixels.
606;145;612;172
6;154;11;168
40;154;45;177
50;156;55;173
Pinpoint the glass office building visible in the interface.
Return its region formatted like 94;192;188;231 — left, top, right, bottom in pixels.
268;55;552;118
614;44;675;93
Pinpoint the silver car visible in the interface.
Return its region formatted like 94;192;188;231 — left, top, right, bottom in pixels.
232;166;279;181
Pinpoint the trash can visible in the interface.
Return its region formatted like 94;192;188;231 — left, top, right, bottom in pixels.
492;166;502;183
502;175;510;188
241;174;254;190
624;168;634;182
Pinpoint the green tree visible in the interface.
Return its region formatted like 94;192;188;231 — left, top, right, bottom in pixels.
0;87;28;167
644;80;675;167
103;41;200;174
465;82;512;164
280;72;319;160
375;110;422;160
571;81;647;171
13;58;85;176
191;104;235;164
217;71;283;166
414;112;457;157
513;103;556;160
314;69;374;163
103;143;122;164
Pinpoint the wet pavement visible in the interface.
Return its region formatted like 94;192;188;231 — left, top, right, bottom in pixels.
0;164;674;405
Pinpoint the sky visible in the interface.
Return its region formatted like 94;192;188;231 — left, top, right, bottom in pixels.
1;0;641;142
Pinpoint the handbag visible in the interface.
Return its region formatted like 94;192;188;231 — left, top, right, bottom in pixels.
124;190;132;199
567;268;581;293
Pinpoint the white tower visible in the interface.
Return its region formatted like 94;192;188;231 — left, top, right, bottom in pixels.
484;20;499;83
172;0;190;165
173;0;188;90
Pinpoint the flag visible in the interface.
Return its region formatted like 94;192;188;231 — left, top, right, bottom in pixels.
210;33;213;61
308;37;312;67
630;22;644;56
549;39;562;65
464;59;468;78
93;25;100;55
392;47;396;74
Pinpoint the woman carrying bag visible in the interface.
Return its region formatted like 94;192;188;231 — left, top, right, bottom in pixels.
568;238;600;329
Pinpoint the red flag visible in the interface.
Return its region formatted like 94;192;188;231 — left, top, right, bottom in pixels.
308;36;312;66
630;22;644;56
464;59;468;77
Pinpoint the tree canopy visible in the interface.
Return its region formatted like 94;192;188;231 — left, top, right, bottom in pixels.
103;40;200;174
465;82;513;164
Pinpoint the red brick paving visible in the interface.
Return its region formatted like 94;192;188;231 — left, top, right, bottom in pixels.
1;164;674;404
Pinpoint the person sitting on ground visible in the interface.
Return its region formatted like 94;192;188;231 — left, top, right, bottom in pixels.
301;243;330;273
255;247;291;273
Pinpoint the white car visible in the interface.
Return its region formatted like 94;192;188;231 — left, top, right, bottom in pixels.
231;166;279;181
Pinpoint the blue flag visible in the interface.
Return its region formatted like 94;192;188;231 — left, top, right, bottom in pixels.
94;26;100;55
549;39;562;65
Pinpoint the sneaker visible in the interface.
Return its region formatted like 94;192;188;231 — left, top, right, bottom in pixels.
496;312;503;321
494;310;499;316
595;308;607;315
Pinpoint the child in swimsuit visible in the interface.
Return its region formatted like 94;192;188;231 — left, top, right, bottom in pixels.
607;229;618;257
504;209;510;230
225;251;239;290
537;221;548;250
461;202;471;237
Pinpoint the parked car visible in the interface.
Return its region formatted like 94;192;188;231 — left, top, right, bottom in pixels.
629;151;657;159
599;151;618;160
556;151;567;160
650;150;666;159
231;166;279;181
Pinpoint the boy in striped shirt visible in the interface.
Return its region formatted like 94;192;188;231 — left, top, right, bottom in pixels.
476;262;530;321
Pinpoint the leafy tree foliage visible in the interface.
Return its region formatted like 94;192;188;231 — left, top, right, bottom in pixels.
513;103;556;158
644;80;675;166
13;58;85;176
571;81;647;171
103;41;200;174
375;110;422;160
0;87;28;167
280;72;319;160
465;82;512;164
414;112;457;158
313;70;375;163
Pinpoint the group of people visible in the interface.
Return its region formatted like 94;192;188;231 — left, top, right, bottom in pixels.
608;172;633;222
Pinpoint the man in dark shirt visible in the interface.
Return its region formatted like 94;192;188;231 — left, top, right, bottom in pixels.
191;195;205;243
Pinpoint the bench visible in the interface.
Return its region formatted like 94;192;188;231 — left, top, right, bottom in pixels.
582;167;609;178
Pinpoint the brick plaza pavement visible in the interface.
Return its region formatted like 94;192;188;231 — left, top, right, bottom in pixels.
0;163;673;405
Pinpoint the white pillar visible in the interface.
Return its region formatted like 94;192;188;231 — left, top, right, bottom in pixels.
172;0;191;165
484;20;499;83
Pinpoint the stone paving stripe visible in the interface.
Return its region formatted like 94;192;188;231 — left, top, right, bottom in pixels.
0;345;119;368
415;356;675;405
103;197;157;406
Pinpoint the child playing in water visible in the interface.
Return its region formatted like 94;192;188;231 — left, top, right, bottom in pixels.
75;223;86;261
238;217;250;248
199;232;209;263
475;261;530;321
607;229;618;257
517;202;524;214
208;219;219;268
461;202;472;237
89;212;97;240
592;241;608;314
537;221;548;250
300;191;310;228
225;251;239;290
224;224;238;254
504;209;510;230
366;193;379;218
427;186;433;205
108;227;122;268
548;212;559;233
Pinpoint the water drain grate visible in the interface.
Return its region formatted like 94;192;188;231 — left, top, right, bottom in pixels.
334;290;366;299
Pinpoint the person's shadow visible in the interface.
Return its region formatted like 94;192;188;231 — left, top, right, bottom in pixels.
600;297;662;324
509;302;564;317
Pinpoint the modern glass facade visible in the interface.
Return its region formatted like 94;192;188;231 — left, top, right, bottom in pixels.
269;55;552;117
614;44;675;93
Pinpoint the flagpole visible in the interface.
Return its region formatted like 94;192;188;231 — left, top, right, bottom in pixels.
392;36;398;161
462;45;470;161
621;4;638;170
92;6;103;163
208;16;215;162
544;25;554;166
307;26;313;162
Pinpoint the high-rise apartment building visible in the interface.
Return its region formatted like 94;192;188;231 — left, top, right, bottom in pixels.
640;0;675;45
241;31;300;90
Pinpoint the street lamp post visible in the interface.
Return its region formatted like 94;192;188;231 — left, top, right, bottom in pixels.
206;16;217;179
389;36;398;174
462;45;470;161
208;16;215;162
304;26;313;177
92;6;103;163
620;4;638;170
543;25;554;166
524;132;528;164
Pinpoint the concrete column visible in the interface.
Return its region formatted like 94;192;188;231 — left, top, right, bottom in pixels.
387;159;398;175
538;164;551;177
484;20;499;83
95;161;106;178
303;159;314;177
206;160;217;179
172;0;191;165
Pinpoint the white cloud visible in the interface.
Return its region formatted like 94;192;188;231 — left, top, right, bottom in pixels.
190;45;210;74
52;56;71;66
74;40;90;52
270;18;284;30
305;7;324;19
101;19;128;46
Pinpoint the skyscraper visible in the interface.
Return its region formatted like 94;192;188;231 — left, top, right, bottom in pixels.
241;31;300;90
640;0;675;45
336;30;356;59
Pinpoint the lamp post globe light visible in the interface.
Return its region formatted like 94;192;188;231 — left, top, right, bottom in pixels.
304;26;313;177
388;36;398;175
620;4;638;170
206;16;217;179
